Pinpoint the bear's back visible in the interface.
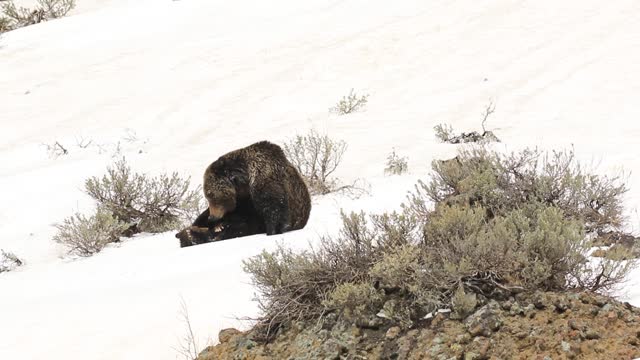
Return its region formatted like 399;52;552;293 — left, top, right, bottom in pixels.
245;141;286;159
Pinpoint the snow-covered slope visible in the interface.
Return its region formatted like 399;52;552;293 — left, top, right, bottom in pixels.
1;0;640;359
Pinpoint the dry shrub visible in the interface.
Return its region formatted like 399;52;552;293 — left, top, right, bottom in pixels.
0;16;11;33
282;130;349;195
54;158;203;257
85;157;203;235
1;0;74;33
384;148;408;176
408;147;628;235
0;249;23;273
329;89;369;115
433;102;500;144
244;146;637;339
243;210;418;338
433;123;455;143
53;208;129;256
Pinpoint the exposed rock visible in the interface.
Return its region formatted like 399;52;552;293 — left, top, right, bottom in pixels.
532;292;549;310
218;328;241;344
198;292;640;360
464;351;480;360
554;299;570;313
584;329;601;340
385;326;401;340
568;319;585;332
321;338;347;359
465;301;503;337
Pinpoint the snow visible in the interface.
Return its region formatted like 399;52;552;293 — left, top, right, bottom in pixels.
1;0;640;358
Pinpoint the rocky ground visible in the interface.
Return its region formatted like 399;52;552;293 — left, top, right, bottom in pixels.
197;291;640;360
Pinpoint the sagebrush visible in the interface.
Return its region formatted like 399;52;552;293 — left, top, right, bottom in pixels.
329;89;369;115
406;147;628;235
244;146;636;339
53;208;129;256
433;123;454;143
384;148;408;175
85;157;203;234
0;0;74;33
0;249;23;273
54;158;204;257
282;130;348;195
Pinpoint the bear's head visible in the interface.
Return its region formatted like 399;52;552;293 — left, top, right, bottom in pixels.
175;225;224;247
203;156;250;222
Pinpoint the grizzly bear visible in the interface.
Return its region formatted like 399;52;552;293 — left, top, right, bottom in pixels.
200;140;311;236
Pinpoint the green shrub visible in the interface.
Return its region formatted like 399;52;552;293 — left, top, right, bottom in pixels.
84;157;203;234
406;147;627;235
53;208;130;256
322;282;384;322
244;146;636;339
243;210;417;337
450;283;477;320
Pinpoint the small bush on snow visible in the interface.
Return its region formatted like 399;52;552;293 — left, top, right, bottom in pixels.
282;130;347;195
384;148;408;175
433;102;500;144
0;249;24;273
329;89;369;115
433;123;455;143
53;208;129;256
0;0;75;34
55;158;203;257
84;157;203;235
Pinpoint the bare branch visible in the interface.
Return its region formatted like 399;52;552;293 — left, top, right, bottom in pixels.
172;296;200;360
481;100;496;134
282;130;353;196
75;136;93;149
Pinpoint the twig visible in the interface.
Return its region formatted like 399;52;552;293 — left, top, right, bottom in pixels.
172;296;200;360
75;136;93;148
481;101;496;134
55;141;68;154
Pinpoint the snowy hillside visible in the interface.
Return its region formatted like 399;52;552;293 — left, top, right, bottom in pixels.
1;0;640;359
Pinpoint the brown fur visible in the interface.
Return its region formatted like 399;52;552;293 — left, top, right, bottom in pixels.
176;210;267;247
202;141;311;236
